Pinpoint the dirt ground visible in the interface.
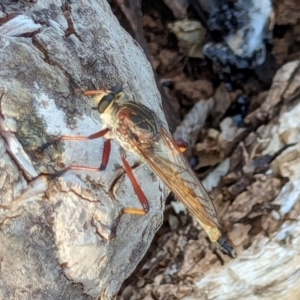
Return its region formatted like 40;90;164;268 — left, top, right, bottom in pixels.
107;0;300;299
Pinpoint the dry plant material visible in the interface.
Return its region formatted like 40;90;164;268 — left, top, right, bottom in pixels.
210;83;234;126
173;98;214;155
162;0;188;19
168;19;207;59
173;78;213;102
274;0;300;25
224;177;281;223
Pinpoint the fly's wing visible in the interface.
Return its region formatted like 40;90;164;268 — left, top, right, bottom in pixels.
129;127;222;243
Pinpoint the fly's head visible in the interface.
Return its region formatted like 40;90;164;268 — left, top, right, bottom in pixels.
95;85;123;115
85;86;159;148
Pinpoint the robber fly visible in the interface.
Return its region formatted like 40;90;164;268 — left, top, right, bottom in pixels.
40;86;236;258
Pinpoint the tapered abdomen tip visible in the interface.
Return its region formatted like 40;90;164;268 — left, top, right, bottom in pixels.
216;237;237;258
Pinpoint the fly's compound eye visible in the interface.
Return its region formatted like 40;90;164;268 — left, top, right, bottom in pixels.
98;93;115;113
110;85;122;95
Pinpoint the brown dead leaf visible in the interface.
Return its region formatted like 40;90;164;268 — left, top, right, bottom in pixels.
154;284;178;299
168;19;206;58
227;223;251;247
195;138;224;168
245;61;300;125
274;0;300;25
224;177;281;223
226;176;253;198
174;79;213;102
211;83;233;126
271;144;300;180
142;15;157;28
158;49;178;67
272;37;290;65
163;0;188;19
178;239;218;278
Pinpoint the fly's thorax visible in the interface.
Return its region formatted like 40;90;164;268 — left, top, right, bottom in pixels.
99;111;115;129
112;101;160;150
99;100;121;129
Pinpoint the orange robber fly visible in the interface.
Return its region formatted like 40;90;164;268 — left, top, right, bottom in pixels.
39;86;236;258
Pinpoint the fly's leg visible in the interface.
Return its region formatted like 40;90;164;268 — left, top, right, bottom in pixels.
120;140;187;214
38;128;110;152
49;165;102;180
100;139;111;170
122;208;146;215
49;164;146;216
83;89;108;96
48;138;112;180
83;86;122;96
120;154;150;213
43;134;146;216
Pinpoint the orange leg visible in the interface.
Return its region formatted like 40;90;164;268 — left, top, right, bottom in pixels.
100;139;111;170
40;130;151;213
49;162;146;216
38;128;109;151
83;90;108;96
41;128;185;215
49;138;111;178
49;164;102;179
44;132;148;215
120;155;150;213
122;208;146;215
83;86;122;96
49;159;146;216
